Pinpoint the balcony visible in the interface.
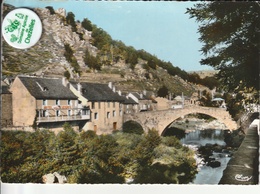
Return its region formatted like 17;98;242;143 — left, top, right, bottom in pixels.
37;114;90;123
36;106;90;123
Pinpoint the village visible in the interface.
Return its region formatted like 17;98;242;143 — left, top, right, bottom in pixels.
1;75;200;135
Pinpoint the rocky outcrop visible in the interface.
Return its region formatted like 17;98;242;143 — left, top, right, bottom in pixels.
42;172;67;184
2;4;198;96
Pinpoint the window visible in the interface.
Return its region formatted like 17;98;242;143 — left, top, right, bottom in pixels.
43;110;47;117
113;110;116;117
107;112;110;118
43;99;47;105
68;110;71;116
56;110;60;116
56;99;60;105
94;113;98;120
68;100;71;105
92;102;95;109
119;110;122;116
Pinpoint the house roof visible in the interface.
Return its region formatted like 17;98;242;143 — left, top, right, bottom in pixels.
1;82;11;94
123;96;138;104
18;76;78;100
131;92;150;100
70;81;127;102
174;96;183;101
130;92;157;103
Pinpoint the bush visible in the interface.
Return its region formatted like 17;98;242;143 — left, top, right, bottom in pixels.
122;120;144;135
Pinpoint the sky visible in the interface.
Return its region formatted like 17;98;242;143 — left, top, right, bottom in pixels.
3;0;214;72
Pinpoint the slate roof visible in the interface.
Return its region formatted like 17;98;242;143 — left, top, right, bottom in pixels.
70;81;127;102
123;96;138;104
18;76;78;100
131;92;157;103
1;85;11;94
131;92;150;100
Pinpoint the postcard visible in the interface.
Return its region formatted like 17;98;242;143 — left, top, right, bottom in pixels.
1;0;259;193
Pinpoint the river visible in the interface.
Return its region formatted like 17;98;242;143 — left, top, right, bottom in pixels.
181;128;231;184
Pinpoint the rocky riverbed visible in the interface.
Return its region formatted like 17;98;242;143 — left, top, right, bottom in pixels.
170;117;228;132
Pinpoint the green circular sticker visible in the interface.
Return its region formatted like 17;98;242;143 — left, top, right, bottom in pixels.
2;8;42;49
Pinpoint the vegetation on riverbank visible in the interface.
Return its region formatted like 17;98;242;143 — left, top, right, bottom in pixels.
0;123;197;184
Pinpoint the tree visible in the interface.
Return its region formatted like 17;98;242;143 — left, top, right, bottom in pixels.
66;12;77;32
84;49;101;70
64;70;71;80
64;44;81;75
81;18;93;31
157;85;169;98
46;6;55;15
186;2;260;91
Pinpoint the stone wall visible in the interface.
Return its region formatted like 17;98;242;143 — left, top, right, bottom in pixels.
124;105;238;135
1;93;12;127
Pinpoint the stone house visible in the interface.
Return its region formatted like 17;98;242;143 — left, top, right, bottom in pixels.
121;92;139;114
1;81;13;127
10;76;90;132
69;81;126;134
127;91;157;112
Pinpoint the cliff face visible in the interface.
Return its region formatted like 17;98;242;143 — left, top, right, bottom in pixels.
3;6;97;78
2;4;198;96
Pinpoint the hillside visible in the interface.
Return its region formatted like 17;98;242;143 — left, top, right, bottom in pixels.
2;4;200;96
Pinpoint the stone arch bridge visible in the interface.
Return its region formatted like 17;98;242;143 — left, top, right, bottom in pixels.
124;105;238;135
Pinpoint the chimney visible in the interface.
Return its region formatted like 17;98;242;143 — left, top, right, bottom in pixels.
108;82;113;89
112;86;116;93
118;90;122;96
77;83;82;94
143;90;147;96
140;93;143;99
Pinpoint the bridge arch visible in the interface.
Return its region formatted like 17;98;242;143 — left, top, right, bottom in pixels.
123;106;238;136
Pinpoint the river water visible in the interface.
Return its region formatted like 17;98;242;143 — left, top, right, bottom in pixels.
181;129;231;184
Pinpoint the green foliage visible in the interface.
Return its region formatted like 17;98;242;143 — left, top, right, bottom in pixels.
122;120;144;135
223;92;244;119
125;47;138;69
134;142;197;184
188;73;220;90
0;130;57;183
84;49;101;70
70;133;124;183
66;12;77;32
45;6;55;15
63;70;71;80
157;85;169;98
186;2;260;91
64;44;81;75
1;127;197;184
81;18;93;31
147;59;157;70
91;26;112;50
162;136;183;149
199;90;214;107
